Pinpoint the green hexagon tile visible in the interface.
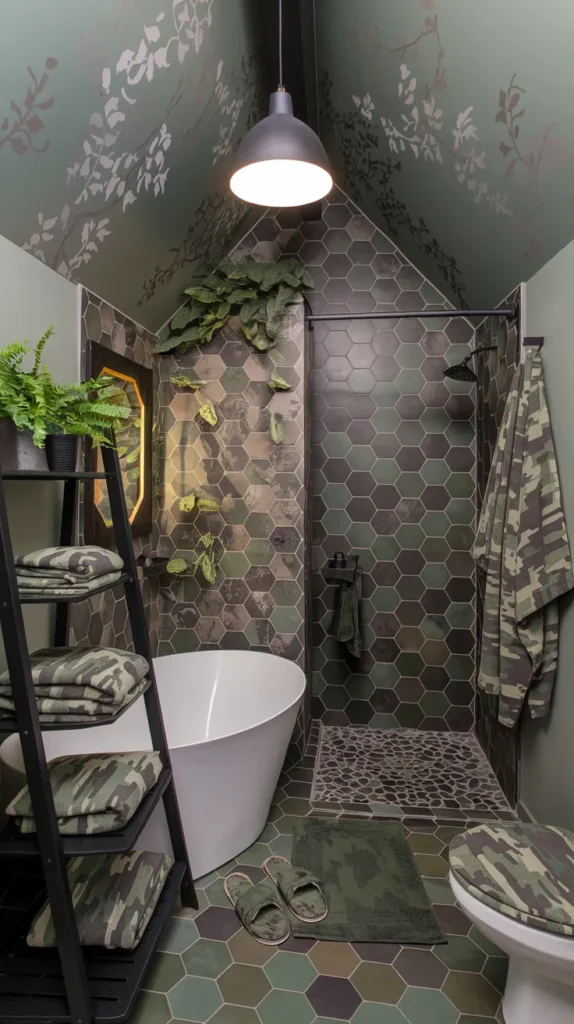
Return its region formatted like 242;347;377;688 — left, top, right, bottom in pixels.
131;745;507;1024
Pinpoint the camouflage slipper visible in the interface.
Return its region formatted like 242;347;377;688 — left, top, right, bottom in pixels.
223;872;291;946
263;856;328;923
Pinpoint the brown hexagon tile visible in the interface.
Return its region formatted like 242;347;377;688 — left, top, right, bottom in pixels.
228;930;276;966
308;941;360;978
442;972;501;1016
217;963;271;1007
351;962;406;1003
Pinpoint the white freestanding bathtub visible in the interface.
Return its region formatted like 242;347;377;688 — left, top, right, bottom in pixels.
0;650;305;879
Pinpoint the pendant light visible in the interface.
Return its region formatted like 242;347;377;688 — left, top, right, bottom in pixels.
230;0;333;207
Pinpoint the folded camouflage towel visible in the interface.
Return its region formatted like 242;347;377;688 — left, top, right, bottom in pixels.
0;677;149;722
0;646;149;704
15;546;123;584
17;570;123;596
27;850;173;948
7;751;162;835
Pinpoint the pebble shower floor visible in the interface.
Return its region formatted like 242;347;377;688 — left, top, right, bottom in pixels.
127;725;509;1024
311;725;516;821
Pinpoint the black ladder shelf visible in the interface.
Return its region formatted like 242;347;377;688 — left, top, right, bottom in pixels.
0;448;197;1024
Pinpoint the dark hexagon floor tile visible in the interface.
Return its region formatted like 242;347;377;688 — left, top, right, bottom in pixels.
306;976;361;1020
393;948;447;988
195;907;241;941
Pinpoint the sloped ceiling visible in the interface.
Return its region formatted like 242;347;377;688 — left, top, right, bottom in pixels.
313;0;574;307
4;0;574;325
0;0;266;331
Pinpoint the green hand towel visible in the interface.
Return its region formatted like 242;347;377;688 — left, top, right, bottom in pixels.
27;850;173;949
7;751;162;835
334;565;362;659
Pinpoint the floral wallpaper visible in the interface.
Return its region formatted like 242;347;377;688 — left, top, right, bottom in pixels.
315;0;574;307
0;0;264;330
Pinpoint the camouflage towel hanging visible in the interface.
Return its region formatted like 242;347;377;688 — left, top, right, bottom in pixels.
0;677;148;722
15;545;123;582
7;751;162;835
0;646;149;705
16;570;123;596
27;850;173;949
473;349;574;726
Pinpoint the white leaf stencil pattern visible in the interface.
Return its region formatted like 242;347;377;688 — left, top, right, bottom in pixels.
356;60;510;216
22;0;217;277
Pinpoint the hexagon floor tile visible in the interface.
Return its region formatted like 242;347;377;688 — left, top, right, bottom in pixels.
134;732;508;1024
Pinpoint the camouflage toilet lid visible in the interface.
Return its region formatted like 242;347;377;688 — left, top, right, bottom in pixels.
449;822;574;937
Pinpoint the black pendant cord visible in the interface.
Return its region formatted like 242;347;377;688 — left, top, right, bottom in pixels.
278;0;283;88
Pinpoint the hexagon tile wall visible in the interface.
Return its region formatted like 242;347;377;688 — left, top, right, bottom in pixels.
72;185;479;749
286;186;478;732
155;301;309;759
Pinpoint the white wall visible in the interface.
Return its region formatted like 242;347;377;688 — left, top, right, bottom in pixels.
0;234;80;664
521;238;574;828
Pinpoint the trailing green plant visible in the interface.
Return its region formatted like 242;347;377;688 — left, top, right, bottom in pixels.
151;420;165;498
171;488;236;583
269;412;284;445
166;557;188;575
179;489;234;515
268;371;291;391
0;327;130;447
194;533;217;584
169;374;217;426
156;257;313;355
169;374;204;390
166;534;219;585
198;399;217;426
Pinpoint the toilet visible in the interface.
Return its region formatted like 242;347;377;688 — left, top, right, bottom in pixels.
449;822;574;1024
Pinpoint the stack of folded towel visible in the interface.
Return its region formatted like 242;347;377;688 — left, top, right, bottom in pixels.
6;751;163;835
27;850;173;949
0;646;149;723
15;546;124;597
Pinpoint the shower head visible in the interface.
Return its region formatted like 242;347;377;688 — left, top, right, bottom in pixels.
443;345;496;384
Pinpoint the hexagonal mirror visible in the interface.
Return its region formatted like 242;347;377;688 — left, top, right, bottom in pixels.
85;341;153;545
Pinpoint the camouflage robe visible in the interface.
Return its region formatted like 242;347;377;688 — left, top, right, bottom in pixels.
473;349;574;726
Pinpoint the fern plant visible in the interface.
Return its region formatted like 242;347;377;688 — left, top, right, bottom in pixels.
156;257;313;355
0;327;130;447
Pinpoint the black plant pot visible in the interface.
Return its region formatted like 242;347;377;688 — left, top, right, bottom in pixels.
46;434;78;473
0;417;48;471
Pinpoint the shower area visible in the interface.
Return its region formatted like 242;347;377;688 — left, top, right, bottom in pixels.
301;188;521;822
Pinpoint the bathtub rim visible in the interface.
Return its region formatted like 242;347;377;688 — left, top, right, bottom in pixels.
152;650;306;750
0;650;307;769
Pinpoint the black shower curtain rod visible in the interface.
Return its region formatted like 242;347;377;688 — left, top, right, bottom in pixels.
305;308;517;323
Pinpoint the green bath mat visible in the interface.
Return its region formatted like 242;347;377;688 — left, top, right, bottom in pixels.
291;817;445;944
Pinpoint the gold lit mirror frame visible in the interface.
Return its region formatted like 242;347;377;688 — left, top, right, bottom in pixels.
85;341;153;547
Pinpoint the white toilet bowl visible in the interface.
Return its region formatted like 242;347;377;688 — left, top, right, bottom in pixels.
450;871;574;1024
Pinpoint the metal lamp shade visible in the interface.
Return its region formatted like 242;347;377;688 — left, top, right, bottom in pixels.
230;91;333;207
